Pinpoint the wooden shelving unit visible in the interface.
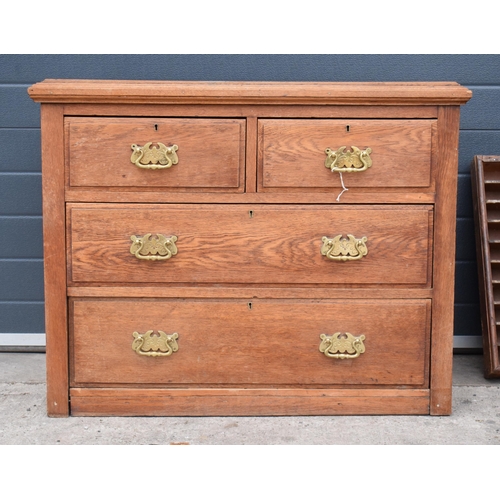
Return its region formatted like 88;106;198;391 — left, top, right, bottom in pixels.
472;155;500;377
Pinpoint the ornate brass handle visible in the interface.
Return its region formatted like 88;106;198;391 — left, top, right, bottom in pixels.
325;146;372;173
130;142;178;169
321;234;368;261
130;233;178;261
319;333;366;359
132;330;179;357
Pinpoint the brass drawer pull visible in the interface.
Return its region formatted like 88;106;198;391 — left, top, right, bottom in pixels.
321;234;368;261
130;142;179;169
130;233;178;261
325;146;372;173
132;330;179;357
319;332;365;359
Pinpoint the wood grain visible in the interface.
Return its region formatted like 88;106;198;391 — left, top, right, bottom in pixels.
259;119;433;189
245;116;258;192
67;204;433;286
28;80;471;418
66;117;245;190
67;286;434;299
70;388;430;416
70;298;430;387
64;190;436;204
28;80;472;105
41;104;69;417
62;103;439;119
471;155;500;377
429;106;461;415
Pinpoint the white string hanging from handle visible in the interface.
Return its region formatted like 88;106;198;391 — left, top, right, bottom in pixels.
334;169;348;202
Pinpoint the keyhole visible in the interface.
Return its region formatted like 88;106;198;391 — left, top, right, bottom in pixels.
248;302;253;310
154;124;158;131
249;210;254;218
346;125;350;132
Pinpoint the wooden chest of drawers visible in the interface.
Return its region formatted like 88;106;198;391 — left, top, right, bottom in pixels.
28;80;471;416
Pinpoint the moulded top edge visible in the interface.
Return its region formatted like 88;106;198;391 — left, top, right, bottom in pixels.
27;79;473;105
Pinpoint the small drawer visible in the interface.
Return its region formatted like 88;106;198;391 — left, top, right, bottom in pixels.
70;298;430;387
67;203;433;286
259;119;434;190
66;117;245;191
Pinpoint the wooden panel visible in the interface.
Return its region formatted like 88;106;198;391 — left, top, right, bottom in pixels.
28;80;472;105
40;104;69;417
62;103;439;119
64;190;436;204
259;119;433;190
245;116;257;192
70;298;430;387
67;286;433;299
70;388;430;416
67;204;433;286
66;117;245;190
429;106;460;415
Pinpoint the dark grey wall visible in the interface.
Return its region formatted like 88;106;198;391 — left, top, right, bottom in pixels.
1;54;499;346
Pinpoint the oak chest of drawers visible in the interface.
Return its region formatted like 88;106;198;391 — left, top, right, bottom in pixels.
28;80;472;416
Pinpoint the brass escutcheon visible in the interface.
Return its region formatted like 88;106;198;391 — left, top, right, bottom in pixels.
132;330;179;357
319;332;366;359
325;146;372;173
130;233;178;261
321;234;368;261
130;142;178;169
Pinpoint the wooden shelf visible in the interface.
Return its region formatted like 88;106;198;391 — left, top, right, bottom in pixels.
472;155;500;377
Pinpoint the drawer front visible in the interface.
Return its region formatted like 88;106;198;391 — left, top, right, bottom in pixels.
66;117;245;190
68;204;433;286
71;298;430;387
259;119;434;189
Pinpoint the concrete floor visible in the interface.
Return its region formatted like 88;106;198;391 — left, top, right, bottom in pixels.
1;352;499;444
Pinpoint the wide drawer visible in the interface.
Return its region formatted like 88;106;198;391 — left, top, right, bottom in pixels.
259;119;434;190
70;298;430;387
66;117;245;190
67;204;433;286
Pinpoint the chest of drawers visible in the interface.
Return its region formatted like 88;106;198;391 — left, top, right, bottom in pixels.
28;80;472;416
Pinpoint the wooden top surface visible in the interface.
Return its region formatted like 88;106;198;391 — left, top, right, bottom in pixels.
28;79;472;105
